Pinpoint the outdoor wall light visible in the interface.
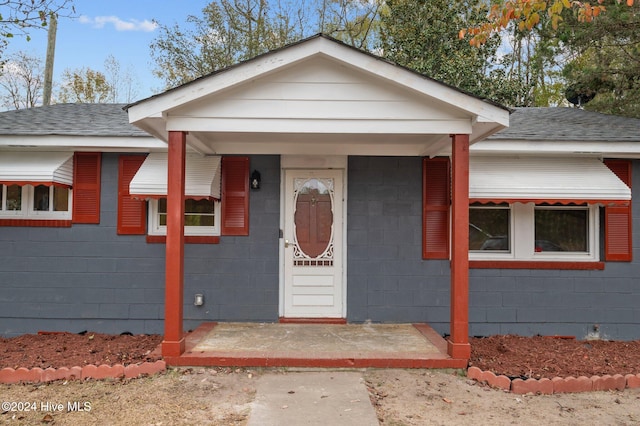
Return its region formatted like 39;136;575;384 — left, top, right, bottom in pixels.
251;170;261;190
194;294;204;306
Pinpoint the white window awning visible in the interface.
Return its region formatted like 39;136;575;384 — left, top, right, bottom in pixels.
0;151;73;187
129;153;222;199
469;156;631;206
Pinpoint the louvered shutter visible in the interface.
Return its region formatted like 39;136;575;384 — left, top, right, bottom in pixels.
221;156;249;236
423;157;450;259
118;155;147;235
604;160;632;261
72;152;101;224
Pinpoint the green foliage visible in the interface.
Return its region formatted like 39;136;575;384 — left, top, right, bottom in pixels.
560;1;640;118
0;0;74;58
149;0;383;90
58;67;110;103
150;0;306;89
315;0;384;51
378;0;522;105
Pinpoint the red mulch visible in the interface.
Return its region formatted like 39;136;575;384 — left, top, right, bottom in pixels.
0;332;162;370
470;335;640;380
2;332;640;381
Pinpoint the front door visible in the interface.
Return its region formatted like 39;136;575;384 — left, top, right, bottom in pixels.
283;169;343;318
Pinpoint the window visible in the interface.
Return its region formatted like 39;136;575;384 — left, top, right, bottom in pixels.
470;202;598;261
534;206;588;252
0;184;72;219
120;153;249;239
469;203;510;252
148;197;220;236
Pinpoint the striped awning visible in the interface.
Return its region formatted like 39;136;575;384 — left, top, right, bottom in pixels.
129;153;222;199
469;156;631;206
0;151;73;187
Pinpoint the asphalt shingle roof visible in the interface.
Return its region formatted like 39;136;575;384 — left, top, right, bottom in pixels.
0;104;638;143
0;103;148;137
489;107;640;142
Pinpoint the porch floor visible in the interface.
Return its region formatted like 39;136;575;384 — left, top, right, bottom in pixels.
161;322;468;369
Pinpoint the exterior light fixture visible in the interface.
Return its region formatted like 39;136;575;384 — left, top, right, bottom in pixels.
251;170;261;190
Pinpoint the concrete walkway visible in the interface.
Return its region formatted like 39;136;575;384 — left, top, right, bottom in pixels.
247;371;379;426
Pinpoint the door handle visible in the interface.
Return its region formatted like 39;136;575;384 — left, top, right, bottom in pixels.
284;239;291;248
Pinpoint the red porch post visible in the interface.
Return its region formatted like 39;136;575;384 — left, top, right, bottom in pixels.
448;133;471;359
162;131;187;357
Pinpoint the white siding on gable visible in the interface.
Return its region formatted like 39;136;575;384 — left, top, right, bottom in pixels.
128;35;509;156
167;56;469;134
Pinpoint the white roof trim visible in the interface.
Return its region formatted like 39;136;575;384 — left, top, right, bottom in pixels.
469;156;631;204
128;36;508;129
0;151;73;186
129;153;222;199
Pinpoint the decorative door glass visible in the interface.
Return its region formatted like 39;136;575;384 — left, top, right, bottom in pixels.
293;178;334;266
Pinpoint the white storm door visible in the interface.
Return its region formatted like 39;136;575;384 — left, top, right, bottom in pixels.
283;169;343;318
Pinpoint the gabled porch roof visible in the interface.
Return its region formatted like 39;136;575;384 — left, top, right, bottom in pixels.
126;34;509;157
124;34;502;363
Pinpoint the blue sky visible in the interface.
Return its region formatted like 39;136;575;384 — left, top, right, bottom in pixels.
5;0;213;100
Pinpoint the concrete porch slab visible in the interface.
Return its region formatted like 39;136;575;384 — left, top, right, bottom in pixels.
162;323;468;369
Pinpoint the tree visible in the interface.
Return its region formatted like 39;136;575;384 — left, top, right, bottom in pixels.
149;0;386;89
0;0;74;57
560;1;640;117
315;0;383;51
462;0;634;46
494;15;568;107
56;56;139;104
104;54;139;103
0;51;44;109
58;67;110;103
150;0;306;89
378;0;525;105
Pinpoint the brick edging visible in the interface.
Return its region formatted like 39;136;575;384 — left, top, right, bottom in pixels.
0;361;166;384
467;366;640;394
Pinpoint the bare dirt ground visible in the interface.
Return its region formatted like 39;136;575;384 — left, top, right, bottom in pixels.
2;333;640;425
2;367;639;425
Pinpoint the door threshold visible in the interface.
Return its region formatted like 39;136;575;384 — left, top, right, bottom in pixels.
279;317;347;324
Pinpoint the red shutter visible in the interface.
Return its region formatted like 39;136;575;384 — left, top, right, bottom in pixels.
72;152;101;224
423;157;450;259
118;155;147;235
221;156;249;236
604;159;632;261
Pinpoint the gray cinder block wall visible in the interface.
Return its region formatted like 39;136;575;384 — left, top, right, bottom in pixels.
347;156;451;334
469;160;640;340
0;154;280;337
2;155;638;340
347;156;640;340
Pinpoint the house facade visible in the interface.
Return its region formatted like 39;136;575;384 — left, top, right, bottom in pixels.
1;36;639;357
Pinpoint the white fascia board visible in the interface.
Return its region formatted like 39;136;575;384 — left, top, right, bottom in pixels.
0;135;165;150
472;140;640;157
128;37;509;129
127;42;324;123
204;140;429;156
166;117;472;134
315;41;509;127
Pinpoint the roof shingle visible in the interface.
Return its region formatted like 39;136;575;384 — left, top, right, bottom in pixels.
489;107;640;142
0;103;148;137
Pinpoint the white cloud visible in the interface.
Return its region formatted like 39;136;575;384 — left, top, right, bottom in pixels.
79;15;157;32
